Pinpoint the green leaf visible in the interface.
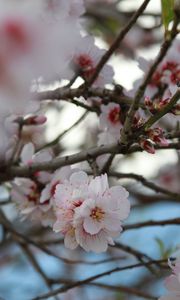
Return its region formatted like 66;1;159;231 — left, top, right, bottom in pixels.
155;237;177;259
155;237;165;256
161;0;175;32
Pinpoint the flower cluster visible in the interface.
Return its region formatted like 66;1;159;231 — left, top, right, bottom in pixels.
136;39;180;98
11;164;130;252
53;171;130;252
139;127;169;154
145;96;180;116
0;0;117;165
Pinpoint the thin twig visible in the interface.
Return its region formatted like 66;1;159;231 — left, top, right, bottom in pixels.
85;0;151;87
120;17;179;144
31;259;166;300
109;171;180;200
124;218;180;231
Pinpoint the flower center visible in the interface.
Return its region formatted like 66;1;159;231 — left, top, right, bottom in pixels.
76;54;93;69
108;107;120;124
75;54;95;79
50;180;60;197
90;207;105;221
28;185;40;203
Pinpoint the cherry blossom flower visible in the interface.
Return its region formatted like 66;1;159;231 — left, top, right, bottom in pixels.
11;178;55;227
136;39;180;98
53;172;130;252
40;166;77;205
53;171;89;249
20;142;52;184
72;35;114;86
97;102;122;147
100;103;122;133
74;174;130;252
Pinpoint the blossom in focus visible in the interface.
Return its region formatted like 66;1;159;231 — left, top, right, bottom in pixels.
53;172;130;252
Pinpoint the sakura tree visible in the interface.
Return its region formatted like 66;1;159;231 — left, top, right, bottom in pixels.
0;0;180;300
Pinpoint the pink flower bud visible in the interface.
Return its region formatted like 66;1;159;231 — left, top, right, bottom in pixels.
144;96;153;108
24;115;47;125
159;98;170;109
171;103;180;115
154;136;169;146
144;97;157;114
139;138;155;154
147;127;169;147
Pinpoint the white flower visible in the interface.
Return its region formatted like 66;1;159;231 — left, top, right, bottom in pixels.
53;171;89;229
11;178;55;227
100;103;122;131
134;38;180;99
53;172;130;252
72;35;114;87
20;142;52;184
98;103;122;146
75;223;116;253
73;174;130;252
40;166;77;204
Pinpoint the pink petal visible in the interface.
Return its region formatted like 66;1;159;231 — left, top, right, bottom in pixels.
21;142;34;164
166;275;180;292
64;229;78;250
83;217;102;234
103;212;122;232
89;174;109;196
70;171;88;186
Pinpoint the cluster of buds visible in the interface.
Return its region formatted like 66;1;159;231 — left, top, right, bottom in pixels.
139;127;169;154
149;60;180;89
145;96;180;115
147;127;169;146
